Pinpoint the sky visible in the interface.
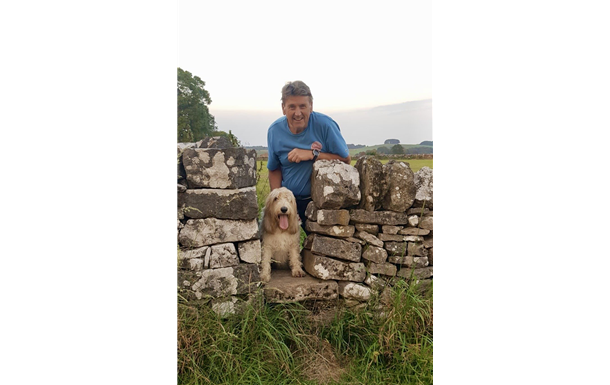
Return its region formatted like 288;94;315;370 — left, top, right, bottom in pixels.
178;0;432;146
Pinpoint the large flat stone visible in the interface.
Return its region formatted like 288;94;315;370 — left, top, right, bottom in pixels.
317;209;350;226
302;249;366;282
263;270;338;303
305;221;355;238
396;266;433;280
182;148;257;189
237;239;261;264
361;245;388;264
178;218;258;248
349;209;409;225
310;234;362;262
178;187;258;220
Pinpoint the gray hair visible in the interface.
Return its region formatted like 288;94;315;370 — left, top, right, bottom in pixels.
281;81;313;105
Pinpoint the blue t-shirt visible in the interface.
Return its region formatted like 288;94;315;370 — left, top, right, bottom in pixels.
267;111;349;197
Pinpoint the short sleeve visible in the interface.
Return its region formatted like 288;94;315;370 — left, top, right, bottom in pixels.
267;126;280;171
324;119;349;158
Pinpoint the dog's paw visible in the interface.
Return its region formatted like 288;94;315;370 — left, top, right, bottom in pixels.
291;269;306;278
260;272;271;283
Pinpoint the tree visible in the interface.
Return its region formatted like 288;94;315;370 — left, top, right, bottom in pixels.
420;140;433;146
391;144;405;154
376;146;390;154
178;68;217;142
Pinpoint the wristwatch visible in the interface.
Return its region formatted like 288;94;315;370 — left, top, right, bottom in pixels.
312;149;320;162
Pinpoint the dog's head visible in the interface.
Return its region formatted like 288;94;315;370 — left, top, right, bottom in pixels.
263;187;299;235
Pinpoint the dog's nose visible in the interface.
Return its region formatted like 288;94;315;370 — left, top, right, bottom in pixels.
281;206;288;213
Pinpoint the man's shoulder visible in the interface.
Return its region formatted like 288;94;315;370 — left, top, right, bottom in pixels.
269;116;286;129
311;111;340;131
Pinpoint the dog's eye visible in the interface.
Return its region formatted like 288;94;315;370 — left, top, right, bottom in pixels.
274;197;278;201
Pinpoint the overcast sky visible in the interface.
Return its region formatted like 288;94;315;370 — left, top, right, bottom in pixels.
178;0;431;145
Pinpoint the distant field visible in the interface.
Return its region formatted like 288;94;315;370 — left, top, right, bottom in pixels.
250;143;432;158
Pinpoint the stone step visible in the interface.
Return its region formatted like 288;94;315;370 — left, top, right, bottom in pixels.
263;270;338;303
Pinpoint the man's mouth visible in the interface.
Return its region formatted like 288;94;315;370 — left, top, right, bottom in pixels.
278;214;289;230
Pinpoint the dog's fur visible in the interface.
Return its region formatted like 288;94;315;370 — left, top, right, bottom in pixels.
260;187;305;282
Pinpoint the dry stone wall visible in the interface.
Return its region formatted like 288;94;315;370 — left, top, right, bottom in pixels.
177;141;433;315
303;158;433;309
177;138;261;316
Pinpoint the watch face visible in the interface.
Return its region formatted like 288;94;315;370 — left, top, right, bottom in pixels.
313;149;320;156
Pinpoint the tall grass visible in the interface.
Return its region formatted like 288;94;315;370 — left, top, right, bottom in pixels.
178;280;432;384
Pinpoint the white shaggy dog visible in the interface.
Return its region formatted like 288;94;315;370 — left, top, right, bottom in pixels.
260;187;305;282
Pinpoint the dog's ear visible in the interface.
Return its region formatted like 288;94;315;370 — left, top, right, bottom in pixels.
287;197;300;234
263;192;277;234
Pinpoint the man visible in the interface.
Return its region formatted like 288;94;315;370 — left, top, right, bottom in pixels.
267;81;351;230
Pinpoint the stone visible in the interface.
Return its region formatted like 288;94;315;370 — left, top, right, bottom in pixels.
305;201;318;221
237;239;261;264
413;167;433;210
419;216;433;230
396;266;433;280
407;215;419;227
404;235;424;243
310;234;362;262
302;234;315;249
344;236;366;245
311;160;361;209
317;209;350;226
354;156;385;211
407;242;428;257
349;209;409;225
233;263;261;294
364;274;386;290
361;245;388;264
381;160;416;212
305;221;355;238
177;142;198;181
354;231;383;247
178;187;258;220
179;218;259;248
406;207;430;216
388;256;429;268
423;234;433;248
178;184;187;193
191;267;238;297
264;270;338;303
181;148;257;189
302;249;366;282
355;223;379;235
367;262;397;277
381;225;402;235
428;248;433;265
209;243;239;268
179;246;209;260
385;242;407;256
338;281;371;301
399;227;430;236
377;233;404;242
211;297;238;318
197;136;234;149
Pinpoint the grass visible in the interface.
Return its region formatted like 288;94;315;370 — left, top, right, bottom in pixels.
178;279;433;384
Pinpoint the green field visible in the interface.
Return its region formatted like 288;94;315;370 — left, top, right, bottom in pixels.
252;144;432;158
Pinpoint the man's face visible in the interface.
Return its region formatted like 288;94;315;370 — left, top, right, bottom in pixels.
282;95;312;133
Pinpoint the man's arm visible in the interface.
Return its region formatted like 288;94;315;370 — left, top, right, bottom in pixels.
268;168;282;190
287;148;351;165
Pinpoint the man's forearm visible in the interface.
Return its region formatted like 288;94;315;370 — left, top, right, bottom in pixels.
268;168;282;190
318;152;351;165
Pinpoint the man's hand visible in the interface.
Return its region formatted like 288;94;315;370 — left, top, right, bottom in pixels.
287;148;313;163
